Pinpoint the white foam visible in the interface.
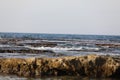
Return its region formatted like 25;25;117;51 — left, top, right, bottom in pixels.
0;45;11;47
26;46;100;51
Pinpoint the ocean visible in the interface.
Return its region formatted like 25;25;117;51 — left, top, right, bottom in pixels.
0;32;120;57
0;32;120;80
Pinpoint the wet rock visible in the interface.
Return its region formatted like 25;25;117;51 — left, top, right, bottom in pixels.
23;42;57;47
0;38;57;47
0;55;119;78
0;38;22;45
0;49;54;54
96;43;120;48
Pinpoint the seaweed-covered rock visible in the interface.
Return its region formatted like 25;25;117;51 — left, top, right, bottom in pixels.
0;55;119;78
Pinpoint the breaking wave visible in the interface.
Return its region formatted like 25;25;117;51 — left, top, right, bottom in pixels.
27;46;101;52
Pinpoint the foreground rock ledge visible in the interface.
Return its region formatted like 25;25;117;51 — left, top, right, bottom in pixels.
0;55;120;78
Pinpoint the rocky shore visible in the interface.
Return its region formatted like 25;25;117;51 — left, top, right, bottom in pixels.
96;43;120;48
0;38;57;47
0;48;54;54
0;54;119;78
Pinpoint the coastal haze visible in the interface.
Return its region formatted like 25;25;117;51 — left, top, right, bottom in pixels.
0;0;120;35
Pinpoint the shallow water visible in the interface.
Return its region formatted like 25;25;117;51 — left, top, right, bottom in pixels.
0;75;119;80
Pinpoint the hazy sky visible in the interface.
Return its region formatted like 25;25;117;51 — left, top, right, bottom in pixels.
0;0;120;35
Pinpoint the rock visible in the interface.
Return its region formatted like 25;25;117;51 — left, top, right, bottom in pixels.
0;38;57;47
24;42;57;47
0;49;55;54
0;55;119;78
96;43;120;48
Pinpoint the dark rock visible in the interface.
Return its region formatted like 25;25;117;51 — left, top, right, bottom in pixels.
0;49;54;54
24;42;57;47
96;43;120;48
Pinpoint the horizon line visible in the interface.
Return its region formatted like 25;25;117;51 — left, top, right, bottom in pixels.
0;31;120;37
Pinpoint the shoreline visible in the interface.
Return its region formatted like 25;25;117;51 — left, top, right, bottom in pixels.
0;54;119;78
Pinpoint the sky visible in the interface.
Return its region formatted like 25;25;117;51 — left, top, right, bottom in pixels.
0;0;120;35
